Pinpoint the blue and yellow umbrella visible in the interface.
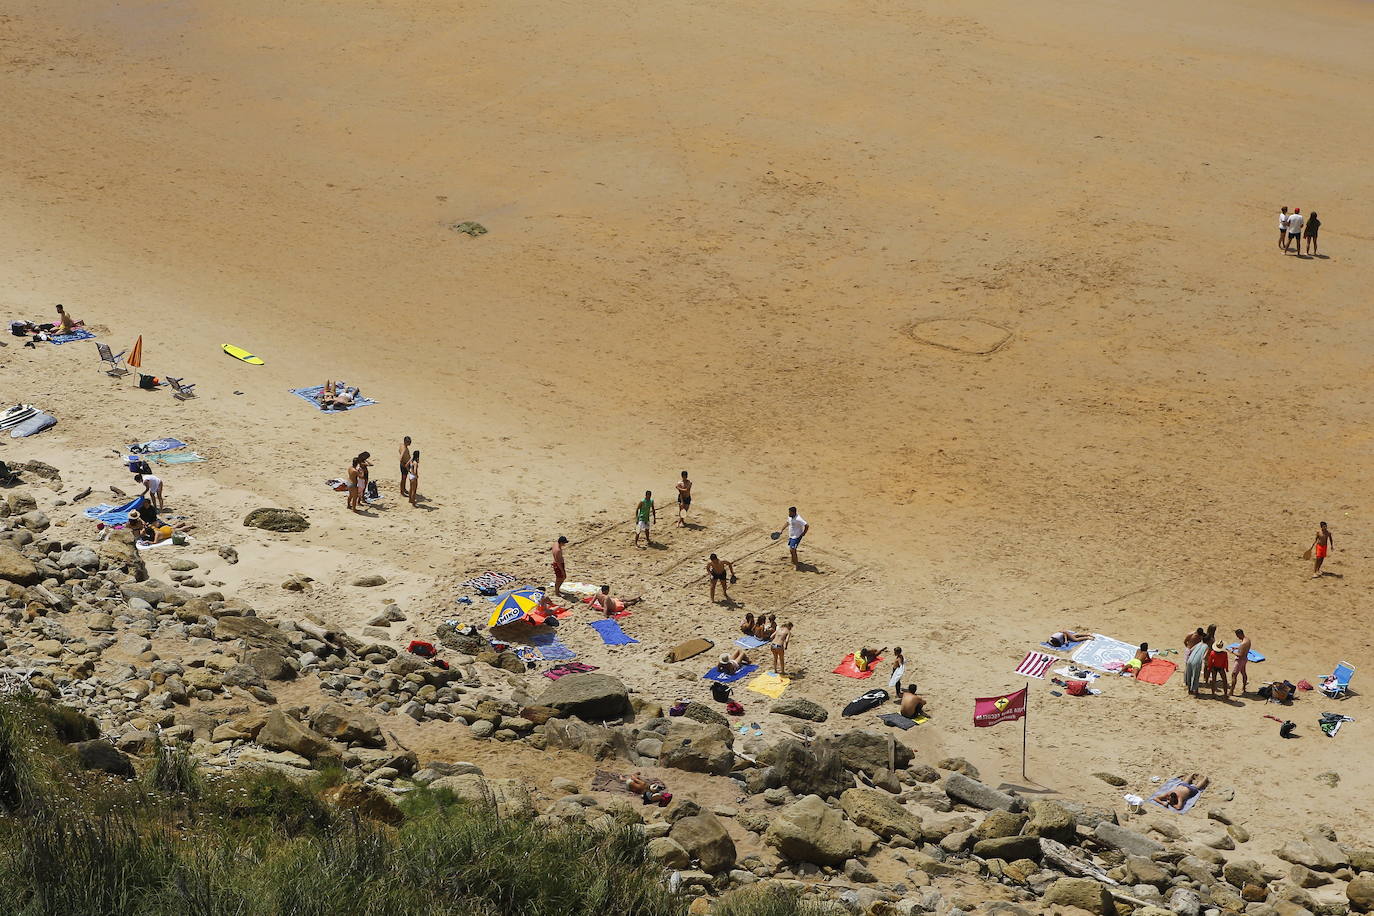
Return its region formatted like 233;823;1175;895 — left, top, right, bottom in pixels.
488;587;546;628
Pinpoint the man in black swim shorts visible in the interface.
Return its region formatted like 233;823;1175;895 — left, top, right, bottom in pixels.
706;553;735;603
676;470;692;527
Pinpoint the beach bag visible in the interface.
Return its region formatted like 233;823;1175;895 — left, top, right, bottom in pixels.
1280;720;1297;738
725;700;744;716
710;682;732;703
668;701;689;717
1065;680;1089;696
407;640;437;659
1270;680;1295;703
138;374;159;390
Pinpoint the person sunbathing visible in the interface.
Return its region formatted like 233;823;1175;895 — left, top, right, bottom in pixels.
328;387;359;409
756;615;777;641
900;684;927;719
855;646;887;672
1153;774;1209;810
1047;629;1093;648
55;304;83;334
624;773;671;806
1123;642;1151;677
717;649;751;675
591;585;641;616
128;514;175;545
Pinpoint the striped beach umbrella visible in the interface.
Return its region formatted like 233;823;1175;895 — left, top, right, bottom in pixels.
488;587;546;628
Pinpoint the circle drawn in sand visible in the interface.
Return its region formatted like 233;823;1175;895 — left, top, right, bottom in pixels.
905;318;1012;355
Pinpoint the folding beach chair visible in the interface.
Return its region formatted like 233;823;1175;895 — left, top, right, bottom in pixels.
96;343;129;377
1318;661;1355;699
166;377;197;401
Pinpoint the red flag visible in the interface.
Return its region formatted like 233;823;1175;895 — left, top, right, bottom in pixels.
973;687;1028;727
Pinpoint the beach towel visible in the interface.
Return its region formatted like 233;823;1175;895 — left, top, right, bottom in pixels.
127;438;187;454
1135;658;1178;685
1149;777;1204;814
735;635;770;649
580;596;632;618
460;572;517;591
136;535;192;551
704;664;758;684
552;582;600;598
528;632;577;661
878;713;926;729
591;770;623;792
746;672;791;698
587;618;637;646
1227;644;1265;663
48;329;95;345
834;653;882;678
289;385;378;411
1072;635;1138;673
543;662;598;680
1042;638;1088;653
888;664;906;688
1015;650;1057;679
146;452;206;465
664;637;714;662
83;497;145;526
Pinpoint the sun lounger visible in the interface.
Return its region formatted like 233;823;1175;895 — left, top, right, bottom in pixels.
96;343;129;377
1319;661;1355;699
166;377;197;401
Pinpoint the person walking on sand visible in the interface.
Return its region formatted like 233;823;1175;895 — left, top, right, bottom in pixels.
782;507;809;565
634;490;657;548
133;473;164;510
676;471;692;527
406;450;420;506
1304;211;1321;256
1285;208;1305;253
770;620;793;676
399;436;413;498
1277;206;1290;249
1310;521;1334;578
706;553;735;603
1230;628;1252;696
551;536;569;597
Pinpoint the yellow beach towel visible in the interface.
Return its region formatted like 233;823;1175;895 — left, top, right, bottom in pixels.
747;672;791;699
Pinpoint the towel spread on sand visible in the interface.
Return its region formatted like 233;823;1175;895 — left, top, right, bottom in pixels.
289;385;378;411
1135;658;1178;685
746;671;791;698
735;635;770;649
1072;635;1138;672
528;632;577;661
1227;644;1265;662
136;535;192;551
834;653;883;678
83;497;145;526
580;596;632;618
126;438;187;454
587;618;637;645
1015;650;1058;679
590;770;623;792
1041;638;1088;653
704;664;758;684
1149;777;1204;813
146;452;206;465
49;329;95;345
878;713;926;730
664;638;714;662
459;572;516;591
543;662;598;680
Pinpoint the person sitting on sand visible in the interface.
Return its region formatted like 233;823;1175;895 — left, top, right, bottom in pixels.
900;684;927;719
855;647;887;672
1153;774;1209;810
128;514;175;545
757;614;777;641
55;304;83;334
717;649;752;675
739;613;756;636
591;584;641;616
1047;629;1092;648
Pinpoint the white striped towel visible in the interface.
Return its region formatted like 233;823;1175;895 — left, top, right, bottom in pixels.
1015;651;1056;679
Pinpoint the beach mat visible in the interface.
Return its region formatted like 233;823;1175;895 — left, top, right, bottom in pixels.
878;713;925;730
1016;650;1057;679
833;653;882;679
289;385;378;411
543;662;597;680
735;635;770;649
591;770;622;793
704;664;758;684
746;672;790;698
1136;658;1178;685
665;637;714;663
127;438;187;454
83;497;145;526
1149;777;1204;814
587;618;637;646
528;632;577;662
1042;639;1088;653
1227;644;1265;662
146;452;206;465
49;329;95;345
137;536;192;551
1072;634;1138;672
459;572;516;591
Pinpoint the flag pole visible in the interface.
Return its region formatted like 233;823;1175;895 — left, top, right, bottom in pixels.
1021;681;1029;781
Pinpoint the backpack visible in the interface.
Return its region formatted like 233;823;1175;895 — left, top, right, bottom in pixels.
138;374;159;390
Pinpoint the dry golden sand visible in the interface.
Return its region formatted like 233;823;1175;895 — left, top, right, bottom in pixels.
3;0;1374;857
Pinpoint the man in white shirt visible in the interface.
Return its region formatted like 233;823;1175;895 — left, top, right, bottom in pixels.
1277;206;1289;249
134;472;164;509
1285;209;1304;254
783;506;809;565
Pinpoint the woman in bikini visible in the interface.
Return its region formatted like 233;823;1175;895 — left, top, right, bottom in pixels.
739;613;756;636
770;621;793;676
407;450;420;506
347;455;364;512
1153;773;1209;810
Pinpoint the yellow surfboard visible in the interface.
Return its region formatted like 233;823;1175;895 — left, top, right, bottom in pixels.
222;344;264;365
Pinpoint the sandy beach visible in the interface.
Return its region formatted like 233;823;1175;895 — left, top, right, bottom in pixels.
3;0;1374;857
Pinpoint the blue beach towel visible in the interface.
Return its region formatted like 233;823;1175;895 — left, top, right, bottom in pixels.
1042;639;1088;653
1226;644;1264;662
1148;777;1205;814
587;618;637;646
127;438;187;454
529;632;576;661
704;664;758;683
290;385;378;412
83;497;145;526
49;329;95;345
735;635;769;649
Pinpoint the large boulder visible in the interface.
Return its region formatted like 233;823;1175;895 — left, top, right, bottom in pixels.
976;809;1028;839
243;508;310;532
758;738;849;798
1094;821;1164;858
97;531;148;580
542;718;634;761
764;794;879;865
322;783;403;825
972;835;1042;862
0;544;40;586
770;697;828;722
1300;829;1349;871
257;710;331;760
1024;799;1076;842
1224;859;1266;890
71;739;135;778
243;648;296;681
818;729;913;776
646;837;691;868
840;788;923;841
310;704;384;748
56;546;99;571
215;615;291;648
535;673;631;721
658;720;735;776
943;772;1017;811
668;809;737;873
428;774;534;820
1042;877;1117;915
1348;875;1374;913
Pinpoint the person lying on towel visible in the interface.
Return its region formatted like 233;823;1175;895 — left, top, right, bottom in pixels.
855;647;887;672
717;650;752;675
1047;629;1093;648
1153;773;1209;810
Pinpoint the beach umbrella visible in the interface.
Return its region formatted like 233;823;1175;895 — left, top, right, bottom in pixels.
127;335;144;372
488;586;546;628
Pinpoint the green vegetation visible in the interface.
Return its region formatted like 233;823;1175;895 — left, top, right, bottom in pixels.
0;699;815;915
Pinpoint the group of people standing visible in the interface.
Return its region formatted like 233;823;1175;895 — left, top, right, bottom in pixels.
1183;625;1252;698
345;436;421;512
1277;206;1320;256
